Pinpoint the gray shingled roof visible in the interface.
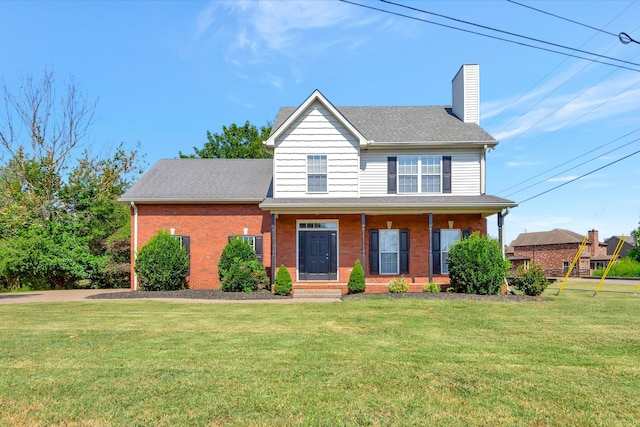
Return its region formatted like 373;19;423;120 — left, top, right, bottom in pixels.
119;159;272;203
509;229;586;247
260;195;515;214
272;105;497;145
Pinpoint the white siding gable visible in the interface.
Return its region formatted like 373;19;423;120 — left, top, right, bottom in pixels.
273;101;359;198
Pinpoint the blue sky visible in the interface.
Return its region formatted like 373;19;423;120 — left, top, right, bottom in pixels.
1;0;639;245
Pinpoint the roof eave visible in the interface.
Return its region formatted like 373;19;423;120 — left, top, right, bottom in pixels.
119;198;264;204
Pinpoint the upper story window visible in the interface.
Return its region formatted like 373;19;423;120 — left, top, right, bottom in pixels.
397;155;442;193
307;155;327;193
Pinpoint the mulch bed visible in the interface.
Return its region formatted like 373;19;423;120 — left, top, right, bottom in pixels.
88;289;545;302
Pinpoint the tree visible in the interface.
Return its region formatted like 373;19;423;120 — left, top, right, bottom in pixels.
347;259;365;294
180;121;272;159
628;223;640;262
0;72;143;290
447;232;510;295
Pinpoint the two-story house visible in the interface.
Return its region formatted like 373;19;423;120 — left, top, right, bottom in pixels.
121;64;516;293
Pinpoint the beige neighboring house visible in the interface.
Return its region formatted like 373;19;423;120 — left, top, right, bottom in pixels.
506;229;609;277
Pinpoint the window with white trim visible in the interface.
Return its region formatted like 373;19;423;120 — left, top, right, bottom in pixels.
441;229;460;274
307;155;327;193
379;229;399;274
397;155;442;193
238;235;255;251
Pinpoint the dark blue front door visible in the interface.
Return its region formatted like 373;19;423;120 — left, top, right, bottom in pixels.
298;230;337;280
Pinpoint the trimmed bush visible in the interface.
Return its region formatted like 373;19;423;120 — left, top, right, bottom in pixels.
246;260;270;290
274;265;292;296
347;259;366;294
512;262;547;296
592;258;640;278
221;261;257;292
447;232;510;295
388;276;410;293
134;230;189;291
218;238;257;281
423;282;441;293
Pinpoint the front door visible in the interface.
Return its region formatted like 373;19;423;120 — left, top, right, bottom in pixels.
299;230;337;281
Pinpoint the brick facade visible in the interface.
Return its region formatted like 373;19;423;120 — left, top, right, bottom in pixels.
131;205;488;293
131;203;271;290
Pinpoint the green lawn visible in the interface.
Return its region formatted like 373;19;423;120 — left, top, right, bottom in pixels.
1;282;638;426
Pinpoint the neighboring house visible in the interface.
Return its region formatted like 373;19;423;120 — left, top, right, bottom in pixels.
121;64;516;293
507;229;609;276
604;235;636;258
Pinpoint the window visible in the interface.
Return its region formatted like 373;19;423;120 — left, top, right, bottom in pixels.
397;155;442;193
369;229;409;275
307;155;327;192
421;156;441;193
398;156;418;193
380;230;399;274
440;229;460;274
171;235;190;275
228;235;264;263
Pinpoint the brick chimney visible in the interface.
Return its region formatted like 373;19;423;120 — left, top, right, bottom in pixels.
588;230;600;256
452;64;480;124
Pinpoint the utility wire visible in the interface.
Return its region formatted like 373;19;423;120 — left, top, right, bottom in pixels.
339;0;640;72
483;4;633;127
507;0;640;45
505;136;640;198
506;0;619;37
518;148;640;204
380;0;640;67
498;128;640;195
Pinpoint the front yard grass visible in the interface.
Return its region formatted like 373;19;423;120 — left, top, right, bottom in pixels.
0;281;638;426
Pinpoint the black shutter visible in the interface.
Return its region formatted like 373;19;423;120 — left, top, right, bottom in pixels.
298;231;306;280
462;229;471;239
255;236;263;263
370;229;379;274
228;235;234;243
182;236;191;276
432;229;441;274
387;157;397;194
399;229;409;274
443;156;452;194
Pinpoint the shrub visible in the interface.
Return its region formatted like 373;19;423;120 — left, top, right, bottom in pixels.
246;260;270;290
592;258;640;278
134;230;189;291
512;263;547;296
447;232;510;295
423;282;441;293
347;259;366;294
388;276;410;293
218;238;257;281
221;260;257;292
274;265;292;296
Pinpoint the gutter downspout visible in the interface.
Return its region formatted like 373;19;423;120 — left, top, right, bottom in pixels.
131;202;139;291
428;213;433;283
361;213;366;272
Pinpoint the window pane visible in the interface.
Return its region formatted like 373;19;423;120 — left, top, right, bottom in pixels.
399;175;417;193
398;156;418;174
380;230;399;252
308;174;327;192
307;155;327;192
380;253;398;274
421;175;440;193
421;156;441;174
441;230;460;274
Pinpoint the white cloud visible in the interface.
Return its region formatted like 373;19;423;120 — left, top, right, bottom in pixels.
546;175;580;183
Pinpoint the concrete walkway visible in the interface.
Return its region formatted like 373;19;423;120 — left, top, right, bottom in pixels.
0;289;342;304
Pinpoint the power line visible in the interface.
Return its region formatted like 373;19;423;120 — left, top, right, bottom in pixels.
338;0;640;72
380;0;640;68
507;0;640;45
505;136;640;198
497;128;640;195
518;148;640;204
506;0;619;38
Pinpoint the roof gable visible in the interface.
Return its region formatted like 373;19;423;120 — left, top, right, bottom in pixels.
265;89;368;149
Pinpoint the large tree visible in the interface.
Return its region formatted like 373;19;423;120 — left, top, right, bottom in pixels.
180;121;272;159
0;72;143;290
628;222;640;262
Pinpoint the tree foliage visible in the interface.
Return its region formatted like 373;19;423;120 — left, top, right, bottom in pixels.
0;72;143;290
628;223;640;262
179;121;272;159
218;238;258;281
512;262;548;296
134;230;189;291
347;259;365;294
274;265;292;296
447;232;510;295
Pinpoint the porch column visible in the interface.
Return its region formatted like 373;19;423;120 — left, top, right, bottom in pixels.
428;212;433;283
361;213;366;272
271;214;277;284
